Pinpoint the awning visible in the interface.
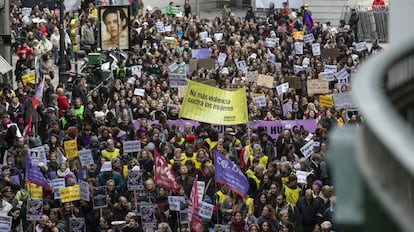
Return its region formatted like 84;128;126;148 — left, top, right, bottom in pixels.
0;55;12;74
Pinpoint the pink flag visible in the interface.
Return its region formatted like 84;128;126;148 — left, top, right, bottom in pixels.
188;175;202;231
23;115;32;138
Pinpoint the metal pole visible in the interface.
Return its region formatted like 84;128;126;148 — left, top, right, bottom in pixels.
196;0;200;18
0;0;11;85
59;0;67;86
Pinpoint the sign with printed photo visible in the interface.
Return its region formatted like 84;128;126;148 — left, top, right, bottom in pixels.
99;6;130;50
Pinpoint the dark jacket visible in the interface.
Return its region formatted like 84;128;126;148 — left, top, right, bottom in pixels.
296;196;322;226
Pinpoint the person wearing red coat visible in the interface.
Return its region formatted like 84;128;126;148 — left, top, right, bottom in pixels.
56;88;69;118
372;0;386;11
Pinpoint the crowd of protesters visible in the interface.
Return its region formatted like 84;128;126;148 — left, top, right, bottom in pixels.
0;0;380;231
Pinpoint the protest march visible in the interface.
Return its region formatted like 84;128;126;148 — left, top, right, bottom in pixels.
0;0;377;231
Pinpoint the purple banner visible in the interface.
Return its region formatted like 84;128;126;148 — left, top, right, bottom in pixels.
192;48;210;60
25;153;50;189
214;151;249;197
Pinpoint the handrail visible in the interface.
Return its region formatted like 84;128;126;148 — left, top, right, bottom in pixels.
353;38;414;232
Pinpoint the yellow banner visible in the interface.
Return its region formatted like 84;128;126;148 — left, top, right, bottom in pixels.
179;80;248;125
319;95;334;108
64;140;78;159
59;185;80;203
28;183;43;198
22;72;35;85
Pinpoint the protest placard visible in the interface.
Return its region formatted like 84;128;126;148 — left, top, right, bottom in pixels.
294;42;303;55
60;185;80;203
214;33;223;41
283;102;293;117
93;186;107;209
199;31;208;41
27;198;43;221
214;224;230;232
0;216;11;231
155;22;164;32
321;48;340;59
336;68;349;80
300;140;315;158
253;95;267;107
199;201;214;220
307;79;330;96
22;71;35;85
29;146;47;166
312;43;321;56
265;38;277;47
28;183;43;198
273;62;282;68
276;83;289;95
69;218;86;232
303;33;315;43
79;180;89;202
293;31;304;40
356;41;368;52
192;48;210;60
64;140;78;159
127;169;144;191
139;204;156;230
245;71;259;82
100;161;112;172
198;58;216;70
130;65;142;77
137;193;151;205
287;76;302;89
302;57;310;67
78;149;94;167
123;140;141;153
168;62;179;72
168;73;187;88
296;171;310;184
319;95;334;108
324;65;337;74
293;65;304;74
236;60;248;73
257;75;274;88
217;53;227;66
164;25;172;32
178;86;187;99
52;178;65;199
168;196;186;211
319;71;335;81
333;92;353;110
197;181;205;203
133;88;145;96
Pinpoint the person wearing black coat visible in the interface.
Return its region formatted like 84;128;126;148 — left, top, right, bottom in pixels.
296;189;323;232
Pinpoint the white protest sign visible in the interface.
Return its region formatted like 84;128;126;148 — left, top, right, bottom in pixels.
79;180;89;202
156;22;165;32
78;149;94;167
265;38;278;47
336;68;349;80
198;201;214;220
293;65;303;74
168;73;187;87
276;83;289;95
253;95;267;107
131;65;142;77
312;43;321;56
134;88;145;96
164;25;172;32
333;92;353;110
0;216;12;231
305;133;313;142
294;42;303;55
296;171;310;184
236;60;248;73
168;196;186;211
197;181;205;203
303;33;315;43
199;31;208;41
320;72;335;81
214;33;223;41
168;62;179;72
356;42;368;52
217;53;227;66
52;179;66;190
29;146;47;166
274;62;282;68
324;64;337;74
282;102;292;116
123;140;142;153
300;140;315;158
100;161;112;172
27;198;43;221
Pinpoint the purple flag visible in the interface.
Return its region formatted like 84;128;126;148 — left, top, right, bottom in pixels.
214;151;249;197
25;154;50;189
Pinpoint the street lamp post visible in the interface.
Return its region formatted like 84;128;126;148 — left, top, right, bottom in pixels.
58;0;67;86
